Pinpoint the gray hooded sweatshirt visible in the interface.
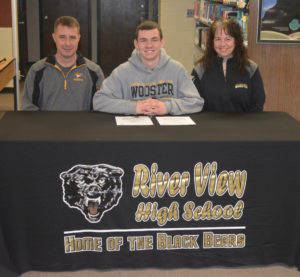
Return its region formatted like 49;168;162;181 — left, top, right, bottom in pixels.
93;48;204;115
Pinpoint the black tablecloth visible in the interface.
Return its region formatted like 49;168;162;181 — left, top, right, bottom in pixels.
1;112;300;276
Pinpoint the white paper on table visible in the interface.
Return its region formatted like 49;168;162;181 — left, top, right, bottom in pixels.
156;116;196;126
115;116;153;126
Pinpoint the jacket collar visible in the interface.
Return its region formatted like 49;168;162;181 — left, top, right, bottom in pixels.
45;52;85;66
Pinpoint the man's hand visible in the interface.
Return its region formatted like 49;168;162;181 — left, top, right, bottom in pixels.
136;98;167;115
136;99;154;115
148;98;167;115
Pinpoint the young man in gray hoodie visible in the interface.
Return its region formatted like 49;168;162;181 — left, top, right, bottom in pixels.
93;20;204;116
22;16;104;111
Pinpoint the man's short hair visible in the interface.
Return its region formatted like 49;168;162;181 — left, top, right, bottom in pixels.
54;16;80;34
135;20;163;40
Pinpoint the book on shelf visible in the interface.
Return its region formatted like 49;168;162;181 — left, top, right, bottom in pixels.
200;2;235;24
223;0;237;4
195;25;209;50
194;1;199;19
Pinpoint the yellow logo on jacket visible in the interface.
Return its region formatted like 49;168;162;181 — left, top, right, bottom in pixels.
73;73;84;82
235;83;248;89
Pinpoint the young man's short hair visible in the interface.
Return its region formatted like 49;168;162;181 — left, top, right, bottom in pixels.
54;16;80;34
135;20;163;40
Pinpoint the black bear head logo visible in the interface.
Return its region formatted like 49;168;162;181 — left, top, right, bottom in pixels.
60;164;124;223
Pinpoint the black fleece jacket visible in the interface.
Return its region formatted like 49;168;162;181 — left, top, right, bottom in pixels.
191;57;265;112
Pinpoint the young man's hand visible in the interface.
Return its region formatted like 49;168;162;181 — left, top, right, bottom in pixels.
136;98;167;115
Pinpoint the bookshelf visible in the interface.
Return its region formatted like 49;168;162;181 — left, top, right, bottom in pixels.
194;0;249;50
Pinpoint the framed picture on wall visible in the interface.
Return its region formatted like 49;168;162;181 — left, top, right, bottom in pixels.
257;0;300;43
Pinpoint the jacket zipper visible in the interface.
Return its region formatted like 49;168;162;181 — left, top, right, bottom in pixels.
54;64;77;90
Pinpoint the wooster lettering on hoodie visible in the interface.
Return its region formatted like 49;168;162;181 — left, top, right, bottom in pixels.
131;81;174;99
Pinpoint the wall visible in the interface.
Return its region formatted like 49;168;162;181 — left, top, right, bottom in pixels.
0;0;13;87
248;0;300;121
0;0;12;28
159;0;197;73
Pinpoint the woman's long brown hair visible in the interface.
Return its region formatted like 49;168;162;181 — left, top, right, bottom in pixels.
197;17;249;74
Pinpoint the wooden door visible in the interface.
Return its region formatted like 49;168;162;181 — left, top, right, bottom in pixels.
39;0;91;58
98;0;158;76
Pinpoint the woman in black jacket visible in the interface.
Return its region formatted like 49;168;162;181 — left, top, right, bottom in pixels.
192;18;265;112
